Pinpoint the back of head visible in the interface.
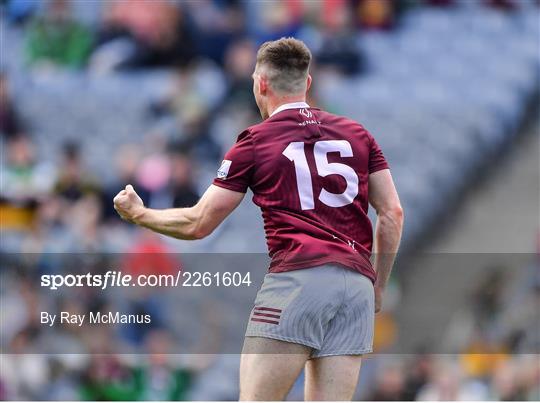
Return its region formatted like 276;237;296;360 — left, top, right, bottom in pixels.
256;37;312;96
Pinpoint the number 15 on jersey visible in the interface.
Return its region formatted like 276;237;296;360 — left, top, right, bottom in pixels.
283;140;359;210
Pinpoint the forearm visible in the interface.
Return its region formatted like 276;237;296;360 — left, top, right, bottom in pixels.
133;207;202;240
373;208;403;289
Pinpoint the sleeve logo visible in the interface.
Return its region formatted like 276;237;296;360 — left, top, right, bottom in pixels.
217;160;232;179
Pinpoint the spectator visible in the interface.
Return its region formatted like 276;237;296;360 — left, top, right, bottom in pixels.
417;360;489;400
1;135;55;230
121;231;179;279
368;362;407;400
315;1;364;76
491;360;526;400
222;38;258;111
52;142;104;250
168;149;199;208
403;355;434;400
133;150;171;209
178;111;222;163
78;355;139;401
63;192;104;251
148;64;226;143
2;327;50;399
245;0;303;43
519;356;540;401
185;0;246;65
25;0;93;69
0;71;24;139
91;0;195;70
471;269;505;328
53;142;100;202
353;0;396;31
3;135;55;200
133;329;196;400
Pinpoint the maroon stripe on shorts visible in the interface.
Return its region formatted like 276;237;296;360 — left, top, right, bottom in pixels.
254;306;282;313
252;312;280;319
251;317;279;325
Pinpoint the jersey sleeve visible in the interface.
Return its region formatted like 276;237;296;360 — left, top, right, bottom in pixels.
368;134;389;174
212;129;255;193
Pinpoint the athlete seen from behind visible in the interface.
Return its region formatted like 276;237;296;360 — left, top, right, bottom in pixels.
114;37;403;401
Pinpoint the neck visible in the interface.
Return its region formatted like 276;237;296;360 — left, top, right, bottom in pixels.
267;95;307;118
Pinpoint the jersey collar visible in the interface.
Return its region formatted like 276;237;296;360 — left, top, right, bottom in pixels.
270;101;311;117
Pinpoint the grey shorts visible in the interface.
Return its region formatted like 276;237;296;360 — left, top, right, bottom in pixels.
245;264;375;358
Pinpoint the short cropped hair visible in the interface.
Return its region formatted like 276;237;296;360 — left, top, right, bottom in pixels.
256;37;312;95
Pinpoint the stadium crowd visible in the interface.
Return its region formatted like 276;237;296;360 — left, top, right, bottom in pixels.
1;0;539;400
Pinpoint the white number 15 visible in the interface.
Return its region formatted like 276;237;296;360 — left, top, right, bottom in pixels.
282;140;358;210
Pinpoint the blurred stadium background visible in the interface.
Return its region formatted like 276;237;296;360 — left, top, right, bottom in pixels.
0;0;539;400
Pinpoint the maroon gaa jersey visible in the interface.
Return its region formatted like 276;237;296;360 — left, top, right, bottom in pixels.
213;103;389;282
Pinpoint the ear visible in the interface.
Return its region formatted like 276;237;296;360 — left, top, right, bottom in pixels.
258;74;268;96
306;74;312;92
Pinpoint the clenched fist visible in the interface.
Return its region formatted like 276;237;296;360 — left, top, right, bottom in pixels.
113;184;145;223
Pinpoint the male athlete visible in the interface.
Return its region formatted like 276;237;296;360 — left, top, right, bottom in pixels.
114;37;403;401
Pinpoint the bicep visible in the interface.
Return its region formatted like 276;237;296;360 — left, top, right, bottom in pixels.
368;169;400;214
195;184;245;233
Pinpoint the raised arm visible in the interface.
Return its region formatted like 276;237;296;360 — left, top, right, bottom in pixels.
113;184;245;240
368;169;404;312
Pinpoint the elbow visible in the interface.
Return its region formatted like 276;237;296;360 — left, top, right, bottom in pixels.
188;221;213;240
190;227;211;240
393;205;404;223
180;225;206;240
380;204;404;226
179;229;207;241
393;205;404;228
180;208;212;240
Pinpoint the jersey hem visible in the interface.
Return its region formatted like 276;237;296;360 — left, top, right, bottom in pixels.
269;258;376;283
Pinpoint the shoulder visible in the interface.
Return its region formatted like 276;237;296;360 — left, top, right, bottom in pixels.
237;119;281;144
233;126;256;144
236;116;275;138
318;110;372;137
244;119;276;135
